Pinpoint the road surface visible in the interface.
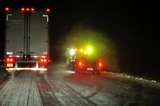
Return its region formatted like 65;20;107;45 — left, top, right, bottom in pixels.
0;62;160;106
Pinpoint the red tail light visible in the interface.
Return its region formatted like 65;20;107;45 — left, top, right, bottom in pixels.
98;62;102;67
76;58;87;70
5;55;15;63
40;58;47;63
5;55;15;67
6;58;14;63
77;60;85;70
96;59;106;70
39;55;48;65
78;61;82;66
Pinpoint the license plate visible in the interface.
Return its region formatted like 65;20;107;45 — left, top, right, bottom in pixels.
7;63;13;67
87;68;93;71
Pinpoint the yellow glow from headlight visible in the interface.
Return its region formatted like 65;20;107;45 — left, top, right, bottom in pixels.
79;48;84;52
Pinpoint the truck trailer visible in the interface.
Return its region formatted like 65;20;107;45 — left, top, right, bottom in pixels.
4;7;50;78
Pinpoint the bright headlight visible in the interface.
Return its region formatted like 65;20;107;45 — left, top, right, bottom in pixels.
87;47;92;54
69;49;75;55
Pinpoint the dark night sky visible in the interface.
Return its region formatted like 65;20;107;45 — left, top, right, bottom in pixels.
0;0;159;78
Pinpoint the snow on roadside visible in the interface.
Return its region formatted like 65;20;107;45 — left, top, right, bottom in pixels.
63;71;160;106
103;72;160;88
48;63;160;105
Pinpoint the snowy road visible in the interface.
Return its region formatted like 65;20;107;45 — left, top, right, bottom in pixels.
0;62;160;106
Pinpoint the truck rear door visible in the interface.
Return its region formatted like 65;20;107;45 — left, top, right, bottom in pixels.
6;10;24;55
30;10;49;56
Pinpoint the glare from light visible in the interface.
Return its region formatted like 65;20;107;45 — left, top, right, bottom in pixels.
66;70;75;74
86;47;92;54
79;48;84;52
69;49;75;55
7;52;13;55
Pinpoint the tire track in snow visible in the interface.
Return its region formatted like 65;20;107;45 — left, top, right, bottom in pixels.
47;76;97;106
36;77;61;106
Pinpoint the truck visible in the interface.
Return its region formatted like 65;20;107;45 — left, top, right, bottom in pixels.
65;47;107;73
4;7;51;78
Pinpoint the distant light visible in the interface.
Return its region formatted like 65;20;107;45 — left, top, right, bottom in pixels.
5;7;10;12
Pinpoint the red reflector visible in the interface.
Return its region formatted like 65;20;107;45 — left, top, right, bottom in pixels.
46;8;51;13
26;8;30;12
5;7;10;12
31;8;35;12
21;7;25;12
